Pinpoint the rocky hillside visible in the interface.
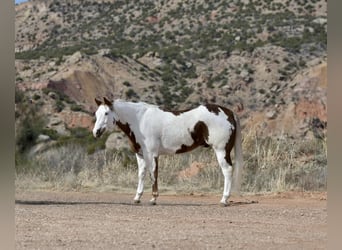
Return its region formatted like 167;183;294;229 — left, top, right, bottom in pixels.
15;0;327;148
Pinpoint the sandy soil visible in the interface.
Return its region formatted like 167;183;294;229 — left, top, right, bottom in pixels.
15;191;327;250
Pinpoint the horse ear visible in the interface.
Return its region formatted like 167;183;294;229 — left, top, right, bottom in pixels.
95;98;102;106
103;97;113;108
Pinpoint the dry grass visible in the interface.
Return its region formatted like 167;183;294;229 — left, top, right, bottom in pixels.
15;129;327;195
242;129;327;193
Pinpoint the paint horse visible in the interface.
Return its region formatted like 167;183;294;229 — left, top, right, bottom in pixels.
93;97;243;206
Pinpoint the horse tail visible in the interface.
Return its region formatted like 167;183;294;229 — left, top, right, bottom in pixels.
232;113;243;195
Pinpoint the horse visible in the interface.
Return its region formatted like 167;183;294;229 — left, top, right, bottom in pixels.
92;97;243;206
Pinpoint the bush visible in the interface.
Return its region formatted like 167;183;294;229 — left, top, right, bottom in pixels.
15;88;25;103
56;127;109;155
122;81;131;87
55;99;65;112
125;88;139;99
16;106;45;154
41;128;59;140
70;103;84;112
32;94;41;100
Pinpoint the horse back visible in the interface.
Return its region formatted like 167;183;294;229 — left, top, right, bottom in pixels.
151;104;236;154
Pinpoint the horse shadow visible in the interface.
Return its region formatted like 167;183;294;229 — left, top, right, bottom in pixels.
15;199;132;206
15;199;258;207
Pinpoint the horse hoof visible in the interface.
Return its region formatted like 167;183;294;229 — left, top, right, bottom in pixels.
149;200;157;206
133;200;141;204
220;202;228;207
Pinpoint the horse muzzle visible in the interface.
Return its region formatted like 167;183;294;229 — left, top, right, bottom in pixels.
94;128;105;138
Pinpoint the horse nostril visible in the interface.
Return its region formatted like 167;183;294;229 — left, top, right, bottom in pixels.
96;128;105;137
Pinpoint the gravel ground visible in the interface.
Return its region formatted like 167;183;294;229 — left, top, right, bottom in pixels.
15;191;327;250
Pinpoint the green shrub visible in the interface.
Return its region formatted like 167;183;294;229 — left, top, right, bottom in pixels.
123;81;131;87
125;88;139;99
55;99;65;112
41;128;59;140
70;104;84;112
15;88;25;103
32;94;41;100
56;127;109;155
16;106;45;154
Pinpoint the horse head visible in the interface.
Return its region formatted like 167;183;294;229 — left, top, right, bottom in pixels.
92;97;115;138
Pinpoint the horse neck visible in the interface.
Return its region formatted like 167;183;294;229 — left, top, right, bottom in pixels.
113;100;146;125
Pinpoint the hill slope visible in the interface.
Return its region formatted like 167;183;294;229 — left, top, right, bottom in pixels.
15;0;327;140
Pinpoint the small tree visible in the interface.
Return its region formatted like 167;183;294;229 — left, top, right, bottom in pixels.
16;105;45;154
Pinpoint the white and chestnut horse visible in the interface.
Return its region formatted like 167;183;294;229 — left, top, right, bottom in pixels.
93;97;243;206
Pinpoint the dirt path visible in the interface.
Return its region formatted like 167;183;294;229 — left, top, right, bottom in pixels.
15;191;327;249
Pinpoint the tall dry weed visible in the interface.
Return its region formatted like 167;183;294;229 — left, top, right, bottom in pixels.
16;129;327;194
242;127;327;193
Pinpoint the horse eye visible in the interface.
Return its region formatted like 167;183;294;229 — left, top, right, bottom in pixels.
105;112;108;116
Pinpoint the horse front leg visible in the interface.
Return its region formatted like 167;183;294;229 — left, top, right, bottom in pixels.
149;156;159;205
134;153;146;204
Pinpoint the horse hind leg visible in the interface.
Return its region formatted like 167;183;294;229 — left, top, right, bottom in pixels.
215;149;233;206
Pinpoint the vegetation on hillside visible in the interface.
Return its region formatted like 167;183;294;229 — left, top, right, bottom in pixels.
15;0;326;108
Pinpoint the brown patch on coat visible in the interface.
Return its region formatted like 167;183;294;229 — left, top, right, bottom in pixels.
116;121;141;153
224;126;236;165
204;104;236;125
175;121;210;154
152;157;159;197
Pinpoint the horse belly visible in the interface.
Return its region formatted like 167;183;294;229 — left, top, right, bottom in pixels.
159;127;194;154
